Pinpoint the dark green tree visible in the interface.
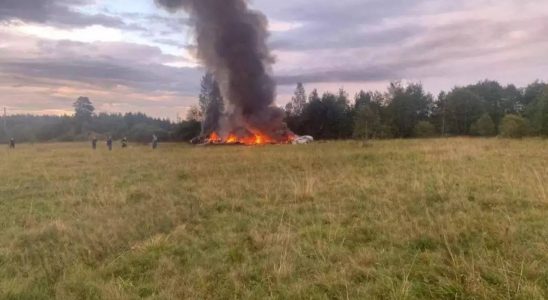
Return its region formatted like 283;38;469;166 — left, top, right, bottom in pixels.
353;91;382;139
336;88;354;137
300;91;325;138
73;97;95;120
199;73;224;135
503;84;523;114
386;82;433;138
73;97;95;134
541;91;548;137
471;113;496;136
469;80;519;131
499;114;529;138
299;90;352;139
521;81;547;108
286;82;307;116
444;87;484;135
526;87;548;136
308;88;320;102
432;91;448;136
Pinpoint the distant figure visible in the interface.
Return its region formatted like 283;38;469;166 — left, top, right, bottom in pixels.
121;137;128;148
152;134;158;150
92;136;98;150
106;136;113;151
9;138;15;149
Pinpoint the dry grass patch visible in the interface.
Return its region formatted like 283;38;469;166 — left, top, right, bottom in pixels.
0;139;546;299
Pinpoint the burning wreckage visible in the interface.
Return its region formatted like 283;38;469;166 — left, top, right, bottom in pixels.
192;128;295;146
191;131;313;145
156;0;313;146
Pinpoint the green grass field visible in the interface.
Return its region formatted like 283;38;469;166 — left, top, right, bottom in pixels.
0;139;547;299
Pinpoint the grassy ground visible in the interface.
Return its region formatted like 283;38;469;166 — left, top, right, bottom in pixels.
0;138;546;299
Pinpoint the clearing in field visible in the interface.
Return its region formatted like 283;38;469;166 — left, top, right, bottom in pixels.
0;138;547;299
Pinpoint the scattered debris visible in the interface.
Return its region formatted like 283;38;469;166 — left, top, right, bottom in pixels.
292;135;314;145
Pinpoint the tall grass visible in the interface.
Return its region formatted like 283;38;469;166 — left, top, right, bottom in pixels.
0;138;546;299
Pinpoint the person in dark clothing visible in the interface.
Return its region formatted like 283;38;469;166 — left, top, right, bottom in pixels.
106;136;113;151
121;137;128;148
152;134;158;150
92;136;98;150
9;138;15;149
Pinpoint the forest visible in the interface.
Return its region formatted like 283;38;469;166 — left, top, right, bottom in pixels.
2;78;547;144
197;76;548;140
0;97;191;143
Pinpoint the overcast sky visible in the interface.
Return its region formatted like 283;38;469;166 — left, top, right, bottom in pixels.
1;0;547;119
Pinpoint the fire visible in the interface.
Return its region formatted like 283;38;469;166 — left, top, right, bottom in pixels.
209;132;220;142
206;131;294;145
226;133;238;143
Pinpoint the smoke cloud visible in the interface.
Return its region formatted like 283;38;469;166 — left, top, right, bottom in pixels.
156;0;287;138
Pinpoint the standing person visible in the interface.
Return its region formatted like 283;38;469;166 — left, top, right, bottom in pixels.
106;136;113;151
9;138;15;149
92;136;98;150
121;137;128;148
152;134;158;150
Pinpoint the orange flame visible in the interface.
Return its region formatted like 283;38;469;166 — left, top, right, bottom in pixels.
207;130;294;145
209;132;220;142
226;134;238;144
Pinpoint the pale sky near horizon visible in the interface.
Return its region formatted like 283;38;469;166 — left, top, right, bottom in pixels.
1;0;547;120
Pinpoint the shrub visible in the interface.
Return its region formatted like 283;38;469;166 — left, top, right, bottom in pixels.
414;121;437;138
471;114;496;136
499;115;529;138
527;88;548;137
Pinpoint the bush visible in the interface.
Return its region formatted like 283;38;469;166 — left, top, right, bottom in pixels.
414;121;437;138
499;115;529;138
471;114;496;136
526;89;548;137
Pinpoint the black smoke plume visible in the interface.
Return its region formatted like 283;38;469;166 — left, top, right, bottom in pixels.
156;0;289;139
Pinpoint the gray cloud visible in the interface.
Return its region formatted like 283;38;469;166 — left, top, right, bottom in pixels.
2;59;196;92
257;0;426;51
0;32;203;118
152;38;188;48
0;39;201;94
1;0;548;117
254;0;422;25
275;66;396;85
269;0;548;86
270;24;421;51
0;30;204;115
0;0;133;29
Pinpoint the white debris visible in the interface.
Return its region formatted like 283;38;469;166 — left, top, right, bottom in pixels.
292;135;314;144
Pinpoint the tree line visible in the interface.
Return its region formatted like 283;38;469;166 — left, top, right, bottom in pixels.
0;97;183;143
192;75;548;140
3;78;547;144
280;80;548;139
